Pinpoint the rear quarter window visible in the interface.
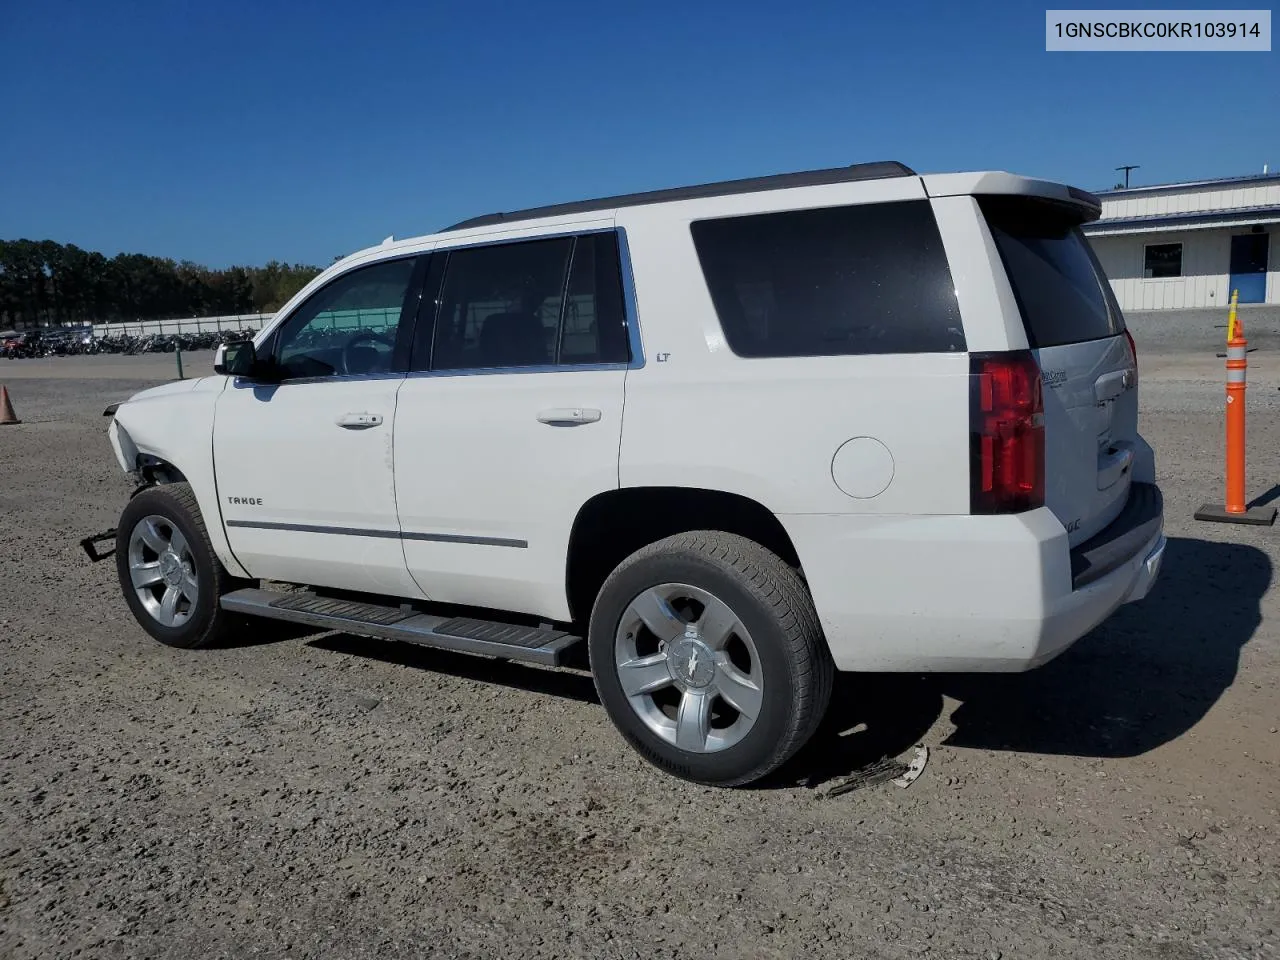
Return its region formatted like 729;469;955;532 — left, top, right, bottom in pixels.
690;200;965;358
980;196;1124;348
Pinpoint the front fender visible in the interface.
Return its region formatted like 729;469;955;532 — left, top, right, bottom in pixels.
110;375;249;578
108;418;136;473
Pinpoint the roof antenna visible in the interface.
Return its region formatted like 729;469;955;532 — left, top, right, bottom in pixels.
382;235;394;245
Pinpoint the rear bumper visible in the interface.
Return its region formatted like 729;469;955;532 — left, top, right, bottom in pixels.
1071;483;1163;590
1116;529;1165;606
782;484;1165;673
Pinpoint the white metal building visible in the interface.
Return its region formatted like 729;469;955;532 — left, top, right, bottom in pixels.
1083;172;1279;310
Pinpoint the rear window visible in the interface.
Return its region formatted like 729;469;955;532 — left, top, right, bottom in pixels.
690;201;965;358
980;196;1124;348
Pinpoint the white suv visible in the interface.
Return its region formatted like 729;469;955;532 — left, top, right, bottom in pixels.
104;161;1166;786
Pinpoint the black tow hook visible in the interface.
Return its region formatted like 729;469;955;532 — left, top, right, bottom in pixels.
80;530;117;562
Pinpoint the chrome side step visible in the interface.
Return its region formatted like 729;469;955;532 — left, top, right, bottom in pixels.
220;588;582;666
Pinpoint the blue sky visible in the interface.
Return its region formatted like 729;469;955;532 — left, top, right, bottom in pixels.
1;0;1276;267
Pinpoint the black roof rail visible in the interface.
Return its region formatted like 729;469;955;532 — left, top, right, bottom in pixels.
443;161;917;232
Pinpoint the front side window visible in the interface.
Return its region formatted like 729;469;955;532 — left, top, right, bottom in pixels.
690;201;965;358
424;233;630;371
274;257;418;379
1144;242;1183;278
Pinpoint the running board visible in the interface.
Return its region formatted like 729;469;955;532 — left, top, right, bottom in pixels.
219;588;582;666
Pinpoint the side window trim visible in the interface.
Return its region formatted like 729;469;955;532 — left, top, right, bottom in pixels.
401;227;642;377
391;253;433;373
553;236;580;365
408;251;448;373
405;361;631;380
615;226;646;369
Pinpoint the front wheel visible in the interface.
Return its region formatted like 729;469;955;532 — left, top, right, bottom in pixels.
588;531;834;787
115;483;247;649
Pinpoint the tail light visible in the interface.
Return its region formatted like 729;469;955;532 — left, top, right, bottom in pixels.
970;351;1045;514
1123;328;1138;384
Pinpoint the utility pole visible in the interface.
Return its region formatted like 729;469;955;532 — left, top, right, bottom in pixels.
1115;164;1140;188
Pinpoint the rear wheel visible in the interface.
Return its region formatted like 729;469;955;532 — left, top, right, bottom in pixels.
115;483;247;649
588;531;833;786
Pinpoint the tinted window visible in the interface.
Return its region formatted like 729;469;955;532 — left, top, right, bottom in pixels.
690;201;964;358
559;233;630;365
430;237;572;370
421;233;630;370
274;257;417;379
1144;242;1182;278
980;196;1124;348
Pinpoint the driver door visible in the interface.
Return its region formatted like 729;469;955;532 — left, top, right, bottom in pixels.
213;253;428;598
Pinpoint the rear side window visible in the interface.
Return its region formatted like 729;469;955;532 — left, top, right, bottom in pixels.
980;196;1124;348
690;201;965;358
420;233;630;371
429;237;573;370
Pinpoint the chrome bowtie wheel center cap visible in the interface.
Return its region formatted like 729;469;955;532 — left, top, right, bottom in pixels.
669;635;717;689
158;551;184;586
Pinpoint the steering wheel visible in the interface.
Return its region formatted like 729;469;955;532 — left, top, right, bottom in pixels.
339;330;395;375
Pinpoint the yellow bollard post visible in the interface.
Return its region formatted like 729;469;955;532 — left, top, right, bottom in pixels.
1226;289;1239;342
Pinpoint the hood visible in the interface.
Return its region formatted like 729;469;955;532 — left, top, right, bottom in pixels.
120;377;207;406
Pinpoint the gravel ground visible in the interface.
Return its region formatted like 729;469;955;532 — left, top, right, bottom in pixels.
1;349;1278;960
1125;304;1280;355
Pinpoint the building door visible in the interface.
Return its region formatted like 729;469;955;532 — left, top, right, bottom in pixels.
1229;233;1269;304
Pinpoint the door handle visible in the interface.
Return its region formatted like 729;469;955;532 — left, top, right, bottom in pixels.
536;407;602;425
336;412;384;429
1094;369;1134;403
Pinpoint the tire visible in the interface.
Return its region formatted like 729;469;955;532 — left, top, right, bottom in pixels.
115;483;247;649
588;531;834;787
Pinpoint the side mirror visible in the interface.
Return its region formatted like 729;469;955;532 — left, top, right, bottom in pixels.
214;340;258;377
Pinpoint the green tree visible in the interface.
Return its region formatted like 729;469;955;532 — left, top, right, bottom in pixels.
0;238;323;328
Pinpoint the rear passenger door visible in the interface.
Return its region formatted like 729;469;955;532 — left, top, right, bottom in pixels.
392;230;633;619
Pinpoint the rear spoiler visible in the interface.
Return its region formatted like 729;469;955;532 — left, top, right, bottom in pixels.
921;172;1102;223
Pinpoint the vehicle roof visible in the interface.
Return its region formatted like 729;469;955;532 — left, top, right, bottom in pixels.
332;164;1100;270
443;161;918;231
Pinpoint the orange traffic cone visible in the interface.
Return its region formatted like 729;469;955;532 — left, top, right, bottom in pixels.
0;385;19;425
1196;290;1276;526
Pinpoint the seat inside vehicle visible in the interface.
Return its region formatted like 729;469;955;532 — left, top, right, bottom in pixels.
479;311;547;367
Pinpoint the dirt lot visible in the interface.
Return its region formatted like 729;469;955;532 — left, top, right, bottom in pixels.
2;346;1278;960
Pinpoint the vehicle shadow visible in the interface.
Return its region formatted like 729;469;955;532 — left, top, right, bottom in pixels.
220;618;320;648
939;535;1270;758
307;633;600;705
224;536;1268;787
776;672;946;789
780;535;1271;787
